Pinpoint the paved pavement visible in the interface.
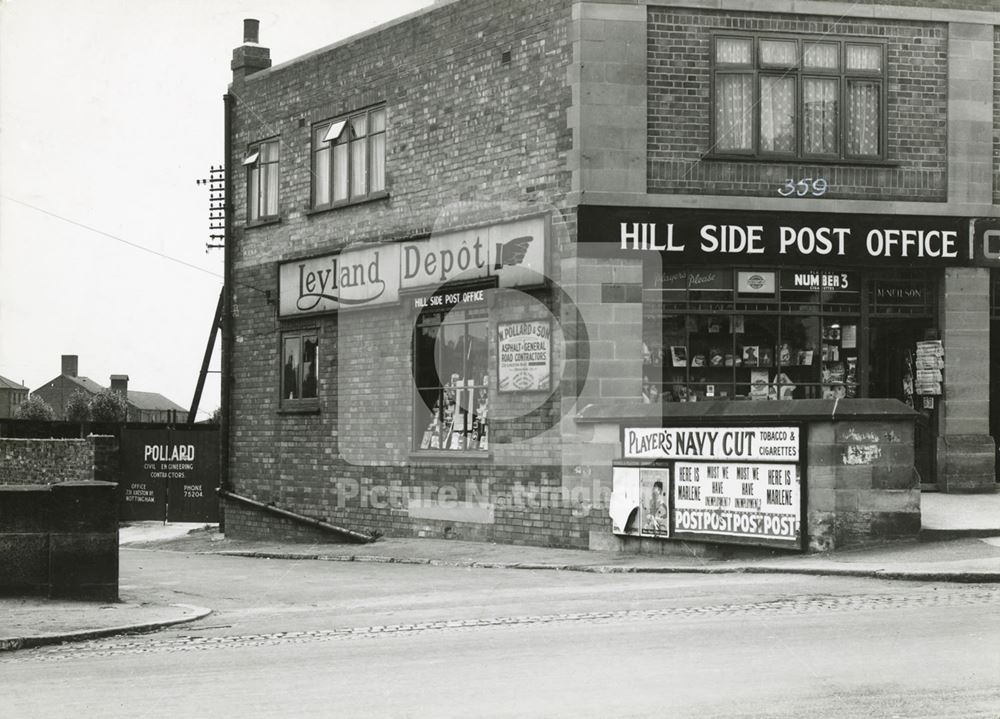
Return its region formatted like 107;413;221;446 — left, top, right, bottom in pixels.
3;489;999;652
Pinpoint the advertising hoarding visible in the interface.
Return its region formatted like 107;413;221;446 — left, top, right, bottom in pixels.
672;461;800;544
612;425;803;549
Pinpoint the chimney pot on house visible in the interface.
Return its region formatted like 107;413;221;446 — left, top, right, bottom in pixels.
243;18;260;44
110;374;129;397
61;355;79;378
232;18;271;81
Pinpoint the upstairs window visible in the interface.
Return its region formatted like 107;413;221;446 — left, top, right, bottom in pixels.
245;138;279;222
281;330;319;403
312;106;387;208
712;35;885;161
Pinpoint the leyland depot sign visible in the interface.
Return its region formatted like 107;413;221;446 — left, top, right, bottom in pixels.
611;426;803;549
577;206;1000;268
278;216;547;317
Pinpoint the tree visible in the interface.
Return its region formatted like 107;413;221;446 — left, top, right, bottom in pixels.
208;406;222;423
89;389;128;423
65;390;92;422
15;395;56;421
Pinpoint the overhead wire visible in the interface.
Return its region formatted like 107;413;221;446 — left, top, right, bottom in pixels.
0;194;271;298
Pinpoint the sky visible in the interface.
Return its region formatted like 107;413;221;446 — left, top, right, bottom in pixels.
0;0;433;419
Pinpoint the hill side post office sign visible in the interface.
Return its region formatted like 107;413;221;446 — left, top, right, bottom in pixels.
576;206;1000;269
614;426;804;549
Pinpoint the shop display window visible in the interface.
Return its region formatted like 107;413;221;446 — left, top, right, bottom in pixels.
642;268;863;402
414;306;489;452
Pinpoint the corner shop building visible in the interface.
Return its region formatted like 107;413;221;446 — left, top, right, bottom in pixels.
221;0;1000;552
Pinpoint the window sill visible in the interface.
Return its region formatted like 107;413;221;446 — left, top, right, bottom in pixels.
245;216;282;230
278;401;320;415
306;191;390;217
408;450;490;462
703;154;899;169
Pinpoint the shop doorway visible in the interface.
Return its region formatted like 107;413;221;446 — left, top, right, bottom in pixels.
868;319;937;486
990;320;1000;483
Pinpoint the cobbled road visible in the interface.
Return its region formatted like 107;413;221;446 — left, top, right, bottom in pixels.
15;584;1000;662
5;550;1000;718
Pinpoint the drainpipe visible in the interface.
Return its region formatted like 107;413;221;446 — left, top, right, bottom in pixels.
220;91;234;529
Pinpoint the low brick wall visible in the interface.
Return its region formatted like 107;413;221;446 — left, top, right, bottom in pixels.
0;435;118;486
222;497;335;544
0;481;118;600
806;418;919;552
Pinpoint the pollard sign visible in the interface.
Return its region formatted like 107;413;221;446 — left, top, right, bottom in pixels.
279;216;547;317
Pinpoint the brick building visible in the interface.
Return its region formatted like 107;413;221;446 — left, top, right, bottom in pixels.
33;355;188;423
222;0;999;550
0;375;29;419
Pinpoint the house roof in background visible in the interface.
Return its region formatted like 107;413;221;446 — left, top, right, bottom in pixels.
34;373;186;414
0;374;28;391
127;390;186;413
66;375;107;395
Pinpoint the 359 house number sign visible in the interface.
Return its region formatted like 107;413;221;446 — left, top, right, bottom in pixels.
498;319;551;392
778;177;828;197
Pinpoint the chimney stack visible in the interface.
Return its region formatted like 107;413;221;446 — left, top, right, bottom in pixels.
110;374;129;398
61;355;79;378
232;18;271;82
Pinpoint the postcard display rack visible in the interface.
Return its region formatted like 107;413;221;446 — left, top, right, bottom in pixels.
912;340;944;410
642;317;860;402
819;323;858;399
419;375;489;451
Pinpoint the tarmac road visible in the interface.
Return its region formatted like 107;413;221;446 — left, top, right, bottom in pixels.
5;549;1000;717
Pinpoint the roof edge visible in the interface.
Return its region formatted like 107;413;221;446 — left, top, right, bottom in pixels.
233;0;458;83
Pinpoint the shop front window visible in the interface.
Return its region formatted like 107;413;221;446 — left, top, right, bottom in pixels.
643;268;863;402
414;306;489;452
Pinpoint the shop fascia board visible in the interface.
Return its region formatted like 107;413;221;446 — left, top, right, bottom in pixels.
565;192;1000;220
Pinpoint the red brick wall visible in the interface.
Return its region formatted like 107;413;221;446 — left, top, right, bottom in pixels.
226;0;597;547
647;7;949;201
0;438;94;485
230;0;573;268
